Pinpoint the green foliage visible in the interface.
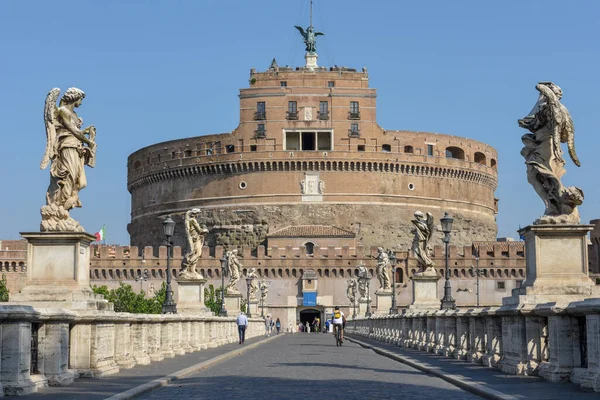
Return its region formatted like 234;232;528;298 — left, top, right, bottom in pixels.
204;284;222;315
0;274;9;302
240;297;247;314
92;282;167;314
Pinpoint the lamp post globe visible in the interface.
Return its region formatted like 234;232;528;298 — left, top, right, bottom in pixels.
161;215;177;314
245;277;253;318
440;212;456;310
218;255;228;317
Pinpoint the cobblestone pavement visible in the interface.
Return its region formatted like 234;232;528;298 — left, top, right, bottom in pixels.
141;333;481;400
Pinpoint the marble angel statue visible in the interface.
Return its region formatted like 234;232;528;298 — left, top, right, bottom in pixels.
356;262;370;301
247;267;259;301
225;249;242;294
518;82;583;224
411;211;436;274
180;208;209;280
346;278;357;305
375;247;392;292
40;88;97;232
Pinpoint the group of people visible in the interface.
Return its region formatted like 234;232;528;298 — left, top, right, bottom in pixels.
236;306;346;344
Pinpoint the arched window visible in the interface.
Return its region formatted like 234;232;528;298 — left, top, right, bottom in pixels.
445;146;465;160
474;152;486;165
305;242;315;255
491;158;497;169
403;145;414;154
381;144;391;152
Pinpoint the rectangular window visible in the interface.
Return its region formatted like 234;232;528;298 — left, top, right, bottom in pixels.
288;101;297;113
285;132;300;150
319;101;329;120
255;102;266;120
427;144;434;156
250;145;257;152
350;123;359;133
280;81;287;87
328;81;335;88
349;101;360;119
226;145;235;153
496;281;506;290
317;132;332;151
256;124;266;138
358;145;366;152
301;132;316;150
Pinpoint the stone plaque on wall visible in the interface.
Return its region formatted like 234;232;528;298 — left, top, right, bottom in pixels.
301;172;323;202
304;107;313;121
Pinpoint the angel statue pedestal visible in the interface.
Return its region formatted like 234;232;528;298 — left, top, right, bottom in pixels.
375;291;393;315
176;278;212;315
224;292;242;315
409;271;441;311
12;232;110;311
503;224;595;307
248;300;259;316
358;298;370;316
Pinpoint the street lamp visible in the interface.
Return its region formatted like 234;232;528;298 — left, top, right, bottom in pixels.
245;276;253;318
388;250;398;314
259;280;269;318
352;292;357;320
440;212;456;310
161;215;177;314
470;250;482;307
365;271;372;317
218;254;228;317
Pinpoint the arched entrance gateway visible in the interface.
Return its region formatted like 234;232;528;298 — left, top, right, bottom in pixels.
299;308;322;332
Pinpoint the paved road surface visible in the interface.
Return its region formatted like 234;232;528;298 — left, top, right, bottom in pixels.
141;333;480;400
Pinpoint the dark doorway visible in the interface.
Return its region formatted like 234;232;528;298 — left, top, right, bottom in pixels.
301;132;316;150
299;309;321;332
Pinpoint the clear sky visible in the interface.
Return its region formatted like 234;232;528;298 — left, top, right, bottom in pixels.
1;1;599;245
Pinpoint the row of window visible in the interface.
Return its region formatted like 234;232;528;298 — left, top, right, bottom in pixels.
255;101;360;121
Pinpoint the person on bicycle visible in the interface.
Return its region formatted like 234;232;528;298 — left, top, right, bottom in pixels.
332;306;346;343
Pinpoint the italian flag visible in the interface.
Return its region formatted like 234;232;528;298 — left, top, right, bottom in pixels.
94;225;106;242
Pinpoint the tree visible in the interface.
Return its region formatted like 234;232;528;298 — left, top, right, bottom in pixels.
91;282;167;314
0;274;9;302
204;284;222;315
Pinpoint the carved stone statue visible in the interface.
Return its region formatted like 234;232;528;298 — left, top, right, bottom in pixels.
180;208;209;280
259;279;269;300
247;267;259;301
294;25;324;54
41;88;97;232
519;82;583;224
356;263;370;301
318;180;325;194
225;249;242;294
346;278;357;304
375;247;392;292
411;211;436;274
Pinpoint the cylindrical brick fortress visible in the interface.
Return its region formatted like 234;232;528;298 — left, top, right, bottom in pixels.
127;66;498;250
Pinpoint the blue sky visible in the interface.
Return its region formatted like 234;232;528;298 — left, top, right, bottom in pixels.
1;1;599;244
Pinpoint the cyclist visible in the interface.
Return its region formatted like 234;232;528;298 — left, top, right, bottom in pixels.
332;306;346;343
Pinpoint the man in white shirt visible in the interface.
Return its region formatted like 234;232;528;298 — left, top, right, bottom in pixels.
236;312;248;344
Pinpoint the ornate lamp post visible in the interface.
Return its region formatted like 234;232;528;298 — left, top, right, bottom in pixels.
440;212;456;310
245;276;252;318
352;295;357;320
161;215;177;314
259;281;269;318
218;254;228;317
470;250;482;307
365;271;372;317
388;251;398;314
135;269;149;293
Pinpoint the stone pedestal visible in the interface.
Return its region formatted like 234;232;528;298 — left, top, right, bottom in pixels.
248;300;259;317
224;293;242;315
177;279;212;315
503;224;594;306
305;52;318;70
358;298;371;317
375;291;392;315
12;232;110;310
409;273;441;310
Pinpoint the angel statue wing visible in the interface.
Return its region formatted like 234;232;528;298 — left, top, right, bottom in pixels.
294;25;306;39
425;212;435;248
314;31;324;37
561;107;580;167
40;88;60;170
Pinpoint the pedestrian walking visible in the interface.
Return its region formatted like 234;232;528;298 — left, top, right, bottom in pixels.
265;314;273;337
276;318;281;334
236;311;248;344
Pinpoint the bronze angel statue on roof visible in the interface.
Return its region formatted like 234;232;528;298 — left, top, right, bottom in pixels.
294;25;324;54
40;87;97;232
518;82;583;224
411;211;436;275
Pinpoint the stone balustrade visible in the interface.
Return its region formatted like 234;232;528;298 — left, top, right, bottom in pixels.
0;305;263;396
345;298;600;393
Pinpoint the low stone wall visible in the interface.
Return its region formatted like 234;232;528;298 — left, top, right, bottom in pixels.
0;306;263;396
345;299;600;393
